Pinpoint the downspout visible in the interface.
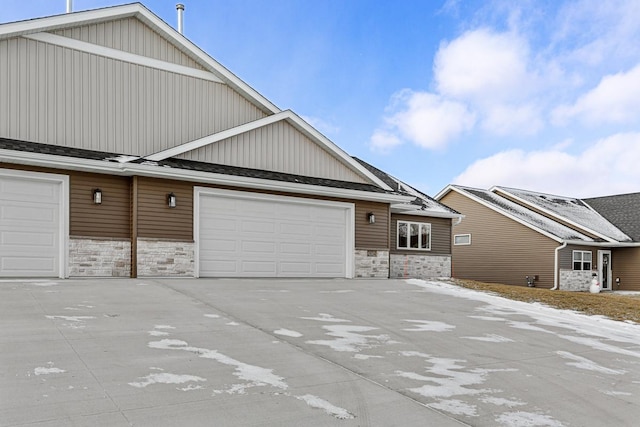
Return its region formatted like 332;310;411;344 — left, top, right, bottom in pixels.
552;242;567;290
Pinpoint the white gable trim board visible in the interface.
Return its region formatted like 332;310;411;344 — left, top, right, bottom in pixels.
194;187;355;278
0;168;68;278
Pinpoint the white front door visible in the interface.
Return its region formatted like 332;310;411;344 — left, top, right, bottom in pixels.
0;169;68;278
196;188;354;278
598;250;612;291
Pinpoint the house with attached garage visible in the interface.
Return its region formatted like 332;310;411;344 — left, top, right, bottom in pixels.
435;185;640;291
0;3;460;280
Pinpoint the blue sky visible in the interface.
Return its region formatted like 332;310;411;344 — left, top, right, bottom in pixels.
2;1;640;198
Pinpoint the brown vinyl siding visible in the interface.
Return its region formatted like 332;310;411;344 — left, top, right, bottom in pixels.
136;177;193;240
1;164;131;239
390;214;451;256
441;191;558;288
70;173;130;238
354;201;389;249
558;245;599;271
612;247;640;291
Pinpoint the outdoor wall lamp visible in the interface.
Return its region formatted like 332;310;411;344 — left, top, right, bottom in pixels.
167;192;177;208
367;212;375;224
93;188;102;204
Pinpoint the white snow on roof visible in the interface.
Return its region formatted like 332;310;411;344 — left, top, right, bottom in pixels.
456;186;594;241
397;181;458;214
497;187;631;242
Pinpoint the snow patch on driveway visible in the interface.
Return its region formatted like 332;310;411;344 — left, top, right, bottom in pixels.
295;394;355;419
34;362;65;376
496;411;565;426
300;313;350;323
306;325;390;352
402;319;455;332
556;351;626;375
129;373;206;388
274;329;303;338
462;334;514;343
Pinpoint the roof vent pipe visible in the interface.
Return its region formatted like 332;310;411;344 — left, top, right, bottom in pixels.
176;3;185;34
66;0;73;13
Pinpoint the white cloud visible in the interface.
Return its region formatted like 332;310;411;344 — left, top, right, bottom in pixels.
434;28;532;103
370;129;403;153
453;132;640;197
382;91;476;150
552;63;640;125
482;104;543;136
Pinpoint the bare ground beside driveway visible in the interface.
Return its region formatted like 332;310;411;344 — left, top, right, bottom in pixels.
452;279;640;323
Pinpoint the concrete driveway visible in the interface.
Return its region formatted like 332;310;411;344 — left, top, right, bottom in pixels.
2;278;639;426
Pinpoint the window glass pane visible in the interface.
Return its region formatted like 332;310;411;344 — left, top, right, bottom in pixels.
573;252;582;262
410;224;419;248
454;234;470;245
420;224;430;249
398;222;407;248
573;261;582;270
583;252;592;262
584;262;591;270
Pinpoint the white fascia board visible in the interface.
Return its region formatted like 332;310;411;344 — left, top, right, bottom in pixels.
434;184;456;201
0;4;141;39
491;186;618;243
562;240;640;248
0;149;412;204
23;32;223;83
145;112;290;161
451;186;565;243
390;207;462;219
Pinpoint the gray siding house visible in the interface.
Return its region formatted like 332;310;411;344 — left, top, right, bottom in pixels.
0;3;460;280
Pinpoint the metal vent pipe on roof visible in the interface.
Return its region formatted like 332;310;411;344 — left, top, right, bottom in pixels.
176;3;185;34
66;0;73;13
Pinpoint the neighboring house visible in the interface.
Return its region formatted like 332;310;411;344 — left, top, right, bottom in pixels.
0;3;458;280
436;185;640;291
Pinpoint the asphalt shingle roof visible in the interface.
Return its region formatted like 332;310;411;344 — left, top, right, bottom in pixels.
0;137;389;194
584;193;640;242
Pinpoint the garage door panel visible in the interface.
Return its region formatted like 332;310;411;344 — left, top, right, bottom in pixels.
198;191;351;278
2;231;55;247
1;173;62;277
200;259;239;274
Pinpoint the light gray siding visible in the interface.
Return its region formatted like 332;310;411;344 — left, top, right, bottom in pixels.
52;17;205;70
0;36;266;155
177;120;369;183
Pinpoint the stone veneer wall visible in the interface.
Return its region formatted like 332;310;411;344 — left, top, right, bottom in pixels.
68;238;131;277
354;250;389;278
137;239;195;277
390;254;452;279
559;269;595;291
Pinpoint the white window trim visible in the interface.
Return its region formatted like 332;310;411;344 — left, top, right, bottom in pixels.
454;234;471;246
572;250;592;271
397;220;431;251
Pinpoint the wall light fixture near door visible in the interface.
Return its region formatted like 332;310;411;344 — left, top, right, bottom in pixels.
167;192;177;208
367;212;375;224
93;188;102;204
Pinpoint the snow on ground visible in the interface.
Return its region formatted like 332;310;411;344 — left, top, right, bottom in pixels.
34;362;65;376
402;319;456;332
306;325;392;352
496;411;565;427
129;372;206;389
556;351;626;375
300;313;350;323
461;334;514;343
295;394;355;419
407;280;640;347
274;329;303;338
204;314;220;319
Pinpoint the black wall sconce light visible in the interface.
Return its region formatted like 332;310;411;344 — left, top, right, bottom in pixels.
367;212;375;224
167;192;177;208
93;188;102;204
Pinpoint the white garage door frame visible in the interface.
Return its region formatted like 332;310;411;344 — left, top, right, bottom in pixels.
0;168;69;278
194;187;355;278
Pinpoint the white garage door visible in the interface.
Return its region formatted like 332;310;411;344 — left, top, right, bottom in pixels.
0;171;64;277
197;188;353;278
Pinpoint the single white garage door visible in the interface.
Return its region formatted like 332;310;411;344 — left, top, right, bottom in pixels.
0;171;64;277
197;188;353;278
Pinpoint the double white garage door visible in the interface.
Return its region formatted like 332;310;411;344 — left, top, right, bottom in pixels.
197;188;354;278
0;170;66;277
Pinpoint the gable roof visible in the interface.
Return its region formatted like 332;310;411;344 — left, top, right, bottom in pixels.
0;3;394;192
584;192;640;242
0;137;412;204
353;158;461;219
492;186;631;243
436;185;595;242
